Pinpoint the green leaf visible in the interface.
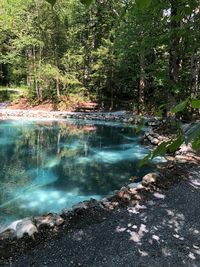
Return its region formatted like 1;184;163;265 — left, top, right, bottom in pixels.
191;99;200;109
45;0;57;6
171;99;189;113
155;104;166;118
133;120;143;134
192;136;200;150
135;0;151;10
80;0;93;6
167;136;184;152
138;154;151;167
185;123;200;144
151;141;170;159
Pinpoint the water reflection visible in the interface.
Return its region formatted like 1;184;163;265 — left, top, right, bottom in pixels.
0;119;152;228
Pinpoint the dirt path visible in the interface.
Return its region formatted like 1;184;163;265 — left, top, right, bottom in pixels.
2;166;200;267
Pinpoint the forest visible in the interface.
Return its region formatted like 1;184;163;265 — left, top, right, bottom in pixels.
0;0;199;113
1;1;200;265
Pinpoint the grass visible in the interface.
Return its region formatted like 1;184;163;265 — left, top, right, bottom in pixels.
0;86;29;102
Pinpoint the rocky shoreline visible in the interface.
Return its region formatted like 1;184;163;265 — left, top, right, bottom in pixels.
0;108;162;124
0;172;160;241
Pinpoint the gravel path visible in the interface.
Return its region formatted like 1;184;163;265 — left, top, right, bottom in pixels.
4;166;200;267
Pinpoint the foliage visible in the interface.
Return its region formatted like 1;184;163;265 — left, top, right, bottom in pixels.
135;0;151;10
139;99;200;166
0;0;199;113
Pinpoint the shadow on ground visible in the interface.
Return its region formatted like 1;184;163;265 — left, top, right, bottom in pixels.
3;168;200;267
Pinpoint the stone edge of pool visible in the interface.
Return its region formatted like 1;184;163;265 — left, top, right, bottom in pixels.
0;110;198;244
0;111;160;241
0;172;162;241
0;158;199;247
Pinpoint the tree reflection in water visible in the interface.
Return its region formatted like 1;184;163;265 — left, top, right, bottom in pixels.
0;119;152;229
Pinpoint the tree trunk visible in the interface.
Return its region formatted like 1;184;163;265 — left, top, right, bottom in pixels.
190;7;200;98
138;53;145;112
167;0;182;114
33;45;39;99
191;49;200;98
26;48;32;86
56;78;60;98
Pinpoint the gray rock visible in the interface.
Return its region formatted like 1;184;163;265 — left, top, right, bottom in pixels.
85;198;99;208
0;228;16;240
100;198;113;209
15;218;38;239
176;144;193;155
119;186;128;192
72;202;88;210
127;182;142;189
142;173;159;185
33;213;64;229
152;138;159;145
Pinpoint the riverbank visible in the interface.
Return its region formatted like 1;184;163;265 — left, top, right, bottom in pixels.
0;108;160;124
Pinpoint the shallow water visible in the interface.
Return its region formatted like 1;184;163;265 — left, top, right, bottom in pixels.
0;119;155;229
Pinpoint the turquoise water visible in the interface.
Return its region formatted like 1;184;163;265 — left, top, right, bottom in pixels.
0;119;153;228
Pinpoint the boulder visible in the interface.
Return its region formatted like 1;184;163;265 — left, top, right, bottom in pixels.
15;218;38;239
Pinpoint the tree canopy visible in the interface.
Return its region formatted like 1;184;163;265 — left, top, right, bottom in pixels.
0;0;199;113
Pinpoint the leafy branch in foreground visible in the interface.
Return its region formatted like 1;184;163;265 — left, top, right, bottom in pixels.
139;99;200;166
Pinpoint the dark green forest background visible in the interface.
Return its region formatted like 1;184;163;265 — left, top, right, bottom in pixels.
0;0;199;112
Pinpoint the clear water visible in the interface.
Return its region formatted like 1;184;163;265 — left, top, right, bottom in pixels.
0;119;154;229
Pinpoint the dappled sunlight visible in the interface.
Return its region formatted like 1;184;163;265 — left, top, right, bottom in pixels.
127;204;147;215
189;177;200;189
128;223;149;243
72;230;85;241
153;192;166;199
112;176;200;265
45;158;61;168
76;145;150;165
